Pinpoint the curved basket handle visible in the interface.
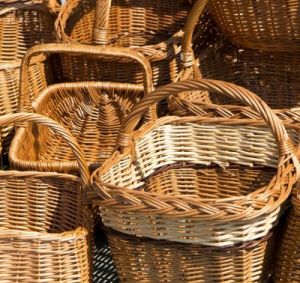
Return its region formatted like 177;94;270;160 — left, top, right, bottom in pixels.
19;43;153;112
43;0;61;14
118;79;297;164
5;113;90;185
93;0;111;44
180;0;208;69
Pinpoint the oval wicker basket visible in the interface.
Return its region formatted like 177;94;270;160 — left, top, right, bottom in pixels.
0;112;92;282
55;0;206;86
10;43;153;174
208;0;300;52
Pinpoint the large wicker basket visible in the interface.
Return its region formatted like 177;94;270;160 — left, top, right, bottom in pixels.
0;112;92;282
55;0;207;86
10;43;153;174
208;0;300;52
0;0;56;157
91;79;300;282
273;193;300;282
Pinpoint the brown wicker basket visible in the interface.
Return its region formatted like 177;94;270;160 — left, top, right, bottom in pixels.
10;43;153;174
273;194;300;282
107;228;274;282
55;0;207;86
91;78;300;281
0;0;56;157
208;0;300;52
0;112;92;282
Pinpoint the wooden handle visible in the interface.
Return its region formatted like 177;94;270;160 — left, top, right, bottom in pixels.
119;79;294;160
18;43;153;112
5;113;90;185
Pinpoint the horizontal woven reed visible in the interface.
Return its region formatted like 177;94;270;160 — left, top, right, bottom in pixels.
91;79;300;246
0;112;92;282
55;0;205;86
208;0;300;52
11;43;153;174
107;229;274;282
273;195;300;282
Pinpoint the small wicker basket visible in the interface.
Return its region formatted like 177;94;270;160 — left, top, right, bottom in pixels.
10;43;153;174
0;112;92;282
91;79;300;282
208;0;300;52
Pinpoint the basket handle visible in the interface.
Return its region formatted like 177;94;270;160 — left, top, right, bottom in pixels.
180;0;208;69
5;113;90;185
43;0;61;14
18;43;153;112
118;79;296;161
93;0;111;45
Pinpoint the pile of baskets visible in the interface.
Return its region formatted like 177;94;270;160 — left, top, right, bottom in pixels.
1;0;300;282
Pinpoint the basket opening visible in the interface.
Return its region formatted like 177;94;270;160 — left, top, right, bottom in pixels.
143;165;275;199
0;175;84;233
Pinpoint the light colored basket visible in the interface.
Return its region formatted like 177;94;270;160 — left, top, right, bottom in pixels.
107;229;275;282
10;43;153;174
208;0;300;52
91;78;300;244
0;112;92;282
55;0;207;87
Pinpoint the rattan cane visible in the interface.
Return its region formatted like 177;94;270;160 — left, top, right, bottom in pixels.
91;79;300;245
55;0;206;87
107;228;274;282
208;0;300;52
10;43;153;174
0;112;92;282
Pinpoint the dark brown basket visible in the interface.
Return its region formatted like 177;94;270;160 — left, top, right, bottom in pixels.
208;0;300;52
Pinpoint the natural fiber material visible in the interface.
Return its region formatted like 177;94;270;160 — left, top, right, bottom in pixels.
273;195;300;282
107;229;274;282
55;0;204;86
91;79;300;246
0;113;92;282
208;0;300;52
10;43;153;174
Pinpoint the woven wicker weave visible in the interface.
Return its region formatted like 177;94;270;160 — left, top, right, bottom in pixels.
91;79;300;246
273;194;300;282
0;112;92;282
208;0;300;52
10;43;153;174
107;228;274;282
55;0;205;86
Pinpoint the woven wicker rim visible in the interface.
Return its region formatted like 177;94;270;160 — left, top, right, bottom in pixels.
91;79;300;220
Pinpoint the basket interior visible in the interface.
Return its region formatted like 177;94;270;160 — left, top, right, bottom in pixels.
65;0;191;47
0;8;55;62
0;173;84;233
15;84;142;168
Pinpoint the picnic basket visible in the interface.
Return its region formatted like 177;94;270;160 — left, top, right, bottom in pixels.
0;0;56;155
273;193;300;282
208;0;300;52
55;0;206;86
10;43;153;174
91;78;300;282
0;112;92;282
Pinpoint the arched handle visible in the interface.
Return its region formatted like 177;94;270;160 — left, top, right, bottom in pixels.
118;79;295;162
43;0;61;14
18;43;153;112
5;112;90;185
93;0;111;44
181;0;208;68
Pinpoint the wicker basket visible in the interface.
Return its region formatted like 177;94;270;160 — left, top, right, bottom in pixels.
208;0;300;52
91;78;300;281
273;194;300;282
0;0;56;157
107;228;274;282
55;0;207;86
10;43;153;174
0;112;92;282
